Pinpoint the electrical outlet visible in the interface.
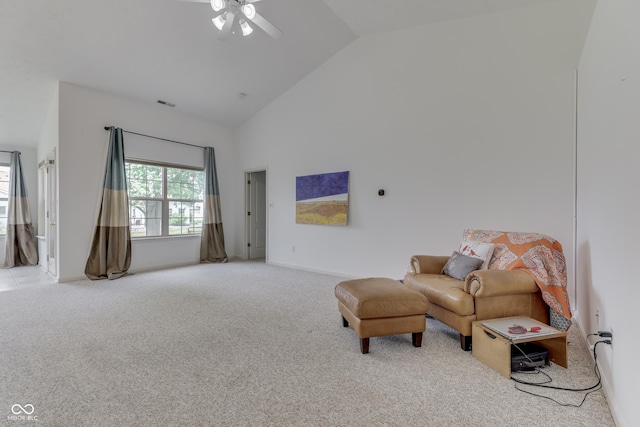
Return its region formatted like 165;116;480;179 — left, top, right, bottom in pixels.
291;245;295;253
595;308;600;329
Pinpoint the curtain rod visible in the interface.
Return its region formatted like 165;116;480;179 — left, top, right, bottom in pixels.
0;150;20;154
103;126;205;150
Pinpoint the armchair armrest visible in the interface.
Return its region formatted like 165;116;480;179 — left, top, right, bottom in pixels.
464;269;538;298
410;255;450;274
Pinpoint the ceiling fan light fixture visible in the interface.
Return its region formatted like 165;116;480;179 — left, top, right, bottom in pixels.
241;4;256;20
205;0;280;40
240;19;253;36
210;0;225;12
212;14;226;31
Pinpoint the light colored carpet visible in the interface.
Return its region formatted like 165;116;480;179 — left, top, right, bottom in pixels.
0;261;615;426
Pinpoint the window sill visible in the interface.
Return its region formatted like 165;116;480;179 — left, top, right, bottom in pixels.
132;234;200;242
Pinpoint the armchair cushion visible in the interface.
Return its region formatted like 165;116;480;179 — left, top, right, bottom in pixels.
404;273;475;316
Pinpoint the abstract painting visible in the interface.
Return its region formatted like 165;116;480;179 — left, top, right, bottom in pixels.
296;171;349;225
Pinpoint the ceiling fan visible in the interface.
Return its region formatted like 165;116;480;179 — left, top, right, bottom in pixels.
184;0;282;41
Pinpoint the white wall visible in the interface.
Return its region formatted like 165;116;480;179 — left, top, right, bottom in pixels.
235;1;594;283
57;83;235;281
36;83;60;272
577;0;640;425
37;83;59;165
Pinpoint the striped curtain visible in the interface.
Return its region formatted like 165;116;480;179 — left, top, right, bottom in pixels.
84;127;131;279
4;151;38;267
200;147;227;263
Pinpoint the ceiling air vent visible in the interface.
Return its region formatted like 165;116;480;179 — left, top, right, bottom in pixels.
157;100;176;108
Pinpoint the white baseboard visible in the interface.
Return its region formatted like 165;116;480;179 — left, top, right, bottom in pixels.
58;257;245;283
267;260;357;279
574;317;623;427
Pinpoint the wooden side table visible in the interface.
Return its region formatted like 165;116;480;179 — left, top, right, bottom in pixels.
472;316;568;378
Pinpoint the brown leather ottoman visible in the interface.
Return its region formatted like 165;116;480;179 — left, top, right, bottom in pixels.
334;277;429;354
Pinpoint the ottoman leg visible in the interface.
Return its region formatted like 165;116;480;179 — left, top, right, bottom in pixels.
412;332;423;347
342;316;349;327
360;338;370;354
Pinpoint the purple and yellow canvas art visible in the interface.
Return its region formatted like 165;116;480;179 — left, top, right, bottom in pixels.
296;171;349;225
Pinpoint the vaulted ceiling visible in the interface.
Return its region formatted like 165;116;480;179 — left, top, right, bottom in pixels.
0;0;562;146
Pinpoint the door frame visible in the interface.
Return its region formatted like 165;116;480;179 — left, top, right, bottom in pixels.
244;168;268;261
39;149;57;279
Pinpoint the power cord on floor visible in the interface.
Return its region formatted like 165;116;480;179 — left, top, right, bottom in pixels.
510;339;609;407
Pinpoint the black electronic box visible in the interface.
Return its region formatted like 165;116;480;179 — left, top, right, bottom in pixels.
511;342;550;372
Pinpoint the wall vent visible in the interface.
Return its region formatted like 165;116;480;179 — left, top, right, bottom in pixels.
157;99;176;107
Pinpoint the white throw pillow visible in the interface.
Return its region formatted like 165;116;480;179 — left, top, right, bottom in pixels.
459;240;495;269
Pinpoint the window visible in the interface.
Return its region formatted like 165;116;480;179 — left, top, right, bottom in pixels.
125;161;204;238
0;165;10;235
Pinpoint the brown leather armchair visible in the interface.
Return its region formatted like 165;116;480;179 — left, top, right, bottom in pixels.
403;255;548;350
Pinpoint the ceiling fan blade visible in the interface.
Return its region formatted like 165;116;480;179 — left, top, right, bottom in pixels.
249;12;282;39
211;8;225;18
218;11;236;40
172;0;209;3
245;0;263;3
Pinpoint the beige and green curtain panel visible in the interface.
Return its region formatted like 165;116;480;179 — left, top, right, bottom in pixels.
4;151;38;268
200;147;227;263
85;127;131;280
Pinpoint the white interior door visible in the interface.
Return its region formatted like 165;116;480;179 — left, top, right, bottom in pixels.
247;171;266;259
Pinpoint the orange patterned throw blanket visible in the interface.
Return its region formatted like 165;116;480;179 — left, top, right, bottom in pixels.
463;229;572;331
